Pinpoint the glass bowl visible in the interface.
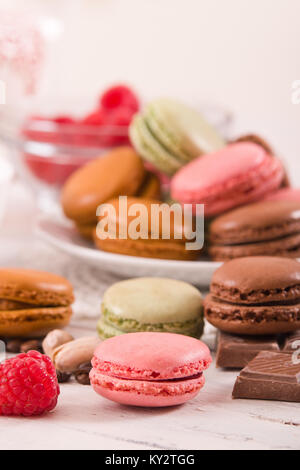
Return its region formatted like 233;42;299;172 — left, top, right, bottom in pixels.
0;102;233;213
1;114;131;212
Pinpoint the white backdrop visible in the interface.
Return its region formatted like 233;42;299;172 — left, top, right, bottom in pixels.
1;0;300;180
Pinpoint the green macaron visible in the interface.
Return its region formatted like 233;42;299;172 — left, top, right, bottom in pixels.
98;277;204;339
129;98;225;175
129;114;182;175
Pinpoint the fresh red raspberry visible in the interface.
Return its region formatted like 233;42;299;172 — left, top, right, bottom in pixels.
0;351;60;417
52;115;75;125
100;85;140;112
107;107;135;127
81;109;106;126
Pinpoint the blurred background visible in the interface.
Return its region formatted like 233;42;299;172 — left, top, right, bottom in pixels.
0;0;299;229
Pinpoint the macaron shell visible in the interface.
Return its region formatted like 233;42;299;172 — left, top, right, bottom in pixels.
94;235;199;261
102;277;203;324
0;268;74;306
209;233;300;260
210;200;300;245
171;143;283;216
146;98;225;160
98;315;204;339
90;371;205;407
0;306;72;338
172;143;269;198
92;332;211;380
97;316;124;339
61;147;145;224
210;256;300;304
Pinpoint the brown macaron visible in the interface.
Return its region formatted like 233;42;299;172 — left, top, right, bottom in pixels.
209;200;300;261
204;256;300;335
94;197;200;260
61;147;146;226
0;269;74;338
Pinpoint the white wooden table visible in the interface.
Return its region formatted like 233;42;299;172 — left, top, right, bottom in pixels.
0;183;299;450
1;320;299;450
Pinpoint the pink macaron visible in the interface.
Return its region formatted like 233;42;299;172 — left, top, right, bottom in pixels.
264;188;300;202
90;332;212;407
171;142;284;217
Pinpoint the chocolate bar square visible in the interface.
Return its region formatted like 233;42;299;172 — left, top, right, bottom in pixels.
233;351;300;402
216;331;280;369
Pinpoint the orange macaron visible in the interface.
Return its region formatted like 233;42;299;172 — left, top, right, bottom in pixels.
94;197;201;260
0;269;74;338
61;147;161;239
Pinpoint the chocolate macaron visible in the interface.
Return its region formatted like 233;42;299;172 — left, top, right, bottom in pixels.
0;269;74;338
204;257;300;335
209;200;300;261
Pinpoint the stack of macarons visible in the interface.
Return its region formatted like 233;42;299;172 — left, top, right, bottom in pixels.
129;98;225;175
61;146;161;240
204;256;300;369
61;93;300;263
205;256;300;336
97;277;204;339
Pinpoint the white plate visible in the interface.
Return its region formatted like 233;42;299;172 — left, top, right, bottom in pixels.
36;216;222;286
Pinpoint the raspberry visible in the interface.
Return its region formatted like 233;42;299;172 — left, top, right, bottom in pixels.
107;107;135;127
100;85;140;112
52;115;75;125
0;351;60;416
81;110;106;126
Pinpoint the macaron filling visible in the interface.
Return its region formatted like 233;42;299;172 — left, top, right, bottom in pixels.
205;295;300;323
92;356;210;381
90;370;204;397
98;309;204;338
210;283;300;304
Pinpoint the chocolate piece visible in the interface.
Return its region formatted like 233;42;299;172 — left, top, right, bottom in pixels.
74;362;92;385
5;339;22;353
282;331;300;353
20;339;43;354
56;370;71;384
233;351;300;402
216;332;280;369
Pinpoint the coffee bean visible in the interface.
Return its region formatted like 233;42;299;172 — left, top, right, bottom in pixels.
6;339;22;353
20;340;43;354
75;372;90;385
56;370;71;384
74;362;92;385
